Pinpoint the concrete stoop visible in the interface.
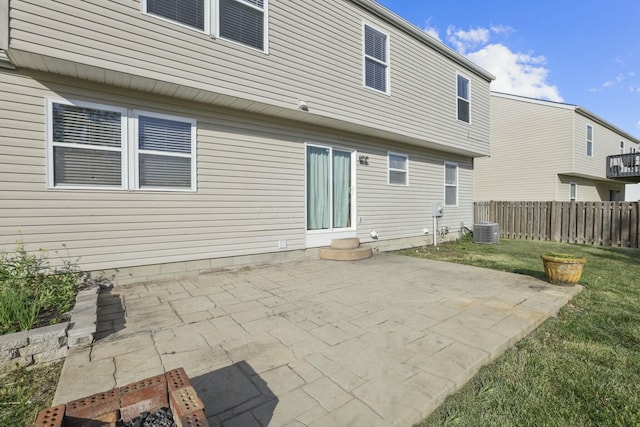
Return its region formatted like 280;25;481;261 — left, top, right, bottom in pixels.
319;238;372;261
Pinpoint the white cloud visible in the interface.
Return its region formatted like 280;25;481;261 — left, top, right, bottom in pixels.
466;44;563;101
444;25;562;102
446;26;490;54
422;18;441;41
603;75;625;88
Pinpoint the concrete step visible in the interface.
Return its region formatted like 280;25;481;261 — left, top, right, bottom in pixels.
330;238;361;250
319;245;372;261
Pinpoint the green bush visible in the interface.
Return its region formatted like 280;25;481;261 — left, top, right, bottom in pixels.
0;242;81;335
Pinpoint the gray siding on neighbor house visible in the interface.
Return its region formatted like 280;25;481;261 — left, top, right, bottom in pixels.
6;0;491;157
474;95;573;201
0;69;471;271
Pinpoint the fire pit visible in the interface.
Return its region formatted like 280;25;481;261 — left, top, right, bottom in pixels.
35;368;209;427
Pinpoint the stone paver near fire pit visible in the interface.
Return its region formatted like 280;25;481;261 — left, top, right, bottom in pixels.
54;254;580;427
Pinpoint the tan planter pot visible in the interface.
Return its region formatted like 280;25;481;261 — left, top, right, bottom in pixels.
541;254;586;286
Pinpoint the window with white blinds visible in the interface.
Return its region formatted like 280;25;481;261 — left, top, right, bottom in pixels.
219;0;265;51
48;99;196;191
444;162;458;206
142;0;267;52
364;23;389;93
145;0;206;31
50;102;126;188
137;114;195;189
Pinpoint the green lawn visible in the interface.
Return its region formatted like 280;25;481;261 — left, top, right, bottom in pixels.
401;238;640;427
0;361;63;427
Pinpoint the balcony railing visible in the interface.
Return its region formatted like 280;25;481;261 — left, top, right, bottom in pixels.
607;153;640;182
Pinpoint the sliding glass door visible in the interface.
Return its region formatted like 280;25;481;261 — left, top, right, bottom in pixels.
306;144;354;235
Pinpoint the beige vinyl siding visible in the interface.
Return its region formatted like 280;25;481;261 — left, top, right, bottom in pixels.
475;95;573;201
7;0;490;157
1;69;473;271
573;112;628;179
557;176;625;201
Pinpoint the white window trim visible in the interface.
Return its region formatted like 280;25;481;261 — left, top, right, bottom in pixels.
46;97;197;192
456;73;471;124
570;182;577;201
46;98;129;190
387;151;408;186
586;124;594;157
444;161;459;207
213;0;269;54
141;0;268;54
141;0;211;33
362;21;391;95
132;110;197;192
304;142;357;235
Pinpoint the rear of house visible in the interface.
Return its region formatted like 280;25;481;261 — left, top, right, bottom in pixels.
0;0;493;284
475;92;640;202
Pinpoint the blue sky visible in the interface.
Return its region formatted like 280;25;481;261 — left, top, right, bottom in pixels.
377;0;640;138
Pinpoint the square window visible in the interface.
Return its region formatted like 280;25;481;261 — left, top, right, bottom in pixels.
388;152;407;185
136;114;196;189
49;101;127;188
219;0;265;51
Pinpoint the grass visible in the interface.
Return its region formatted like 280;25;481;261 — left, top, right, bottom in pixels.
401;238;640;427
0;361;63;427
1;242;81;334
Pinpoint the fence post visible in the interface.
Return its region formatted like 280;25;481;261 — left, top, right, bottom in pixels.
550;201;558;242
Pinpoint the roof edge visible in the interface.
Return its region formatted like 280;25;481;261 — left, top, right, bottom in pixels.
492;91;640;144
351;0;495;82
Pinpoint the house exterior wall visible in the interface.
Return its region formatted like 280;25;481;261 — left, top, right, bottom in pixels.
474;94;572;201
5;0;491;157
476;93;636;202
0;69;472;272
557;176;625;202
571;112;636;180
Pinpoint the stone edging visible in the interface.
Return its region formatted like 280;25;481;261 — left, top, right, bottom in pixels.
0;286;99;371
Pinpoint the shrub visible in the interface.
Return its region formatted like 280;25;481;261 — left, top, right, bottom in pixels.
0;242;81;335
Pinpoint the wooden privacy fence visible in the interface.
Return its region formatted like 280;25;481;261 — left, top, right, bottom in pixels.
474;201;640;248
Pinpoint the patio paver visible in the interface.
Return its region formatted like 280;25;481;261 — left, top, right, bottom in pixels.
54;253;581;427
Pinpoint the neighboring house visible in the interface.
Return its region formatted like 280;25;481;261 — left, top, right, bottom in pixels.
0;0;494;283
475;92;640;202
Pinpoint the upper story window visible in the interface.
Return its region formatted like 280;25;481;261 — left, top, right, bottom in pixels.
363;23;390;94
444;162;458;206
388;152;408;186
143;0;268;52
457;74;470;123
47;99;196;191
586;124;593;157
146;0;206;30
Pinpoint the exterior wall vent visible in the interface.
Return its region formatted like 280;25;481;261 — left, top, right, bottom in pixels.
473;222;499;244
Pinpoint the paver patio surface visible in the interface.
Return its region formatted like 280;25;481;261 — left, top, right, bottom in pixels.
54;253;581;427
